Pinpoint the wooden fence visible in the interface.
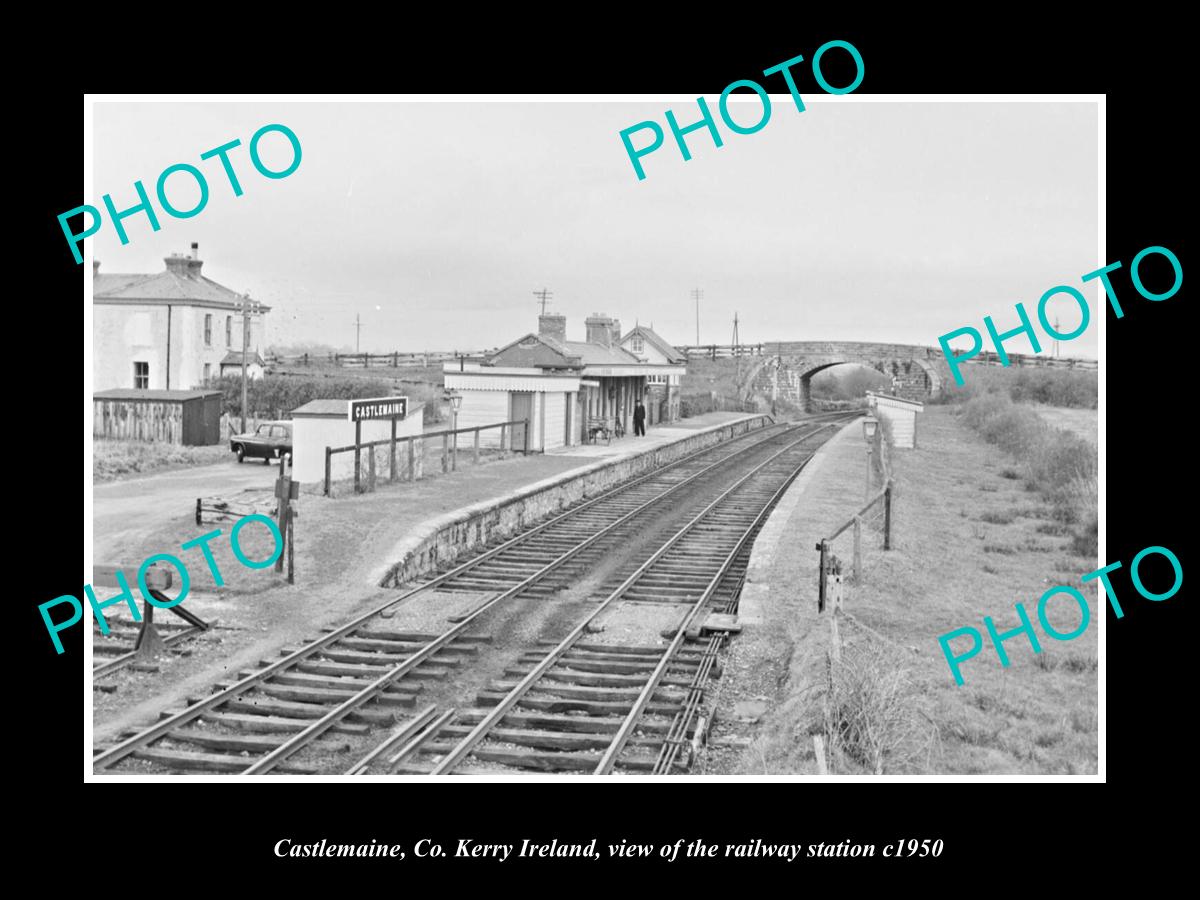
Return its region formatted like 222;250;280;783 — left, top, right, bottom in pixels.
265;351;487;370
325;418;530;497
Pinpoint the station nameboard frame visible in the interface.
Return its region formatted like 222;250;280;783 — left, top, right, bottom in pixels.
348;396;408;422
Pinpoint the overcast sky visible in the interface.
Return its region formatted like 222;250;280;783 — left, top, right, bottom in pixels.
93;100;1099;358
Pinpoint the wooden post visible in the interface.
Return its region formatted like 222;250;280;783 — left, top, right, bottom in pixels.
816;540;828;613
473;428;480;464
390;417;397;482
287;506;295;584
813;735;828;775
353;419;362;494
408;436;415;481
829;560;843;665
500;424;507;452
368;444;376;491
883;480;893;550
195;497;202;527
442;433;449;473
324;447;332;498
852;516;862;582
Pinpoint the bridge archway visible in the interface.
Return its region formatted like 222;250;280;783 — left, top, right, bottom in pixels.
739;342;945;410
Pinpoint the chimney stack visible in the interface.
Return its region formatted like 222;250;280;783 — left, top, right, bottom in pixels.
585;313;615;348
611;318;622;343
538;313;567;344
93;260;100;275
164;245;204;277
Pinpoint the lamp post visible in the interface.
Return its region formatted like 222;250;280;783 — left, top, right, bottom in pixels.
445;390;462;471
862;416;879;500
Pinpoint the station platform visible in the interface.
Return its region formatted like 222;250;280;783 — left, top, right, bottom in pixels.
366;411;773;588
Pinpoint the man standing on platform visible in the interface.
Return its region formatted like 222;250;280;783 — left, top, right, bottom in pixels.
633;400;646;437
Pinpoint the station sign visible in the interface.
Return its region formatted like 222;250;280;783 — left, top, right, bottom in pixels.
348;396;408;422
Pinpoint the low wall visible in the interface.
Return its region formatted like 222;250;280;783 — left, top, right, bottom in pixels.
377;415;773;588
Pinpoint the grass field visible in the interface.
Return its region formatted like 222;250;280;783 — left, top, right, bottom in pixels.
708;407;1098;776
93;439;229;482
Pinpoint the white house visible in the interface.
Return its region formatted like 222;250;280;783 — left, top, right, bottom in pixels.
444;312;687;452
618;324;687;425
219;350;266;380
93;243;270;391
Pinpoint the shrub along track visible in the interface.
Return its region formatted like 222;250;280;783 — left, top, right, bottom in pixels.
93;412;855;776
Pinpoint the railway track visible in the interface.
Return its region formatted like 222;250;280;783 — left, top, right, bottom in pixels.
378;425;832;774
93;412;856;775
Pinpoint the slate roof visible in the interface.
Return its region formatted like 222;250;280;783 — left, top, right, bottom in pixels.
220;350;266;366
487;333;583;369
620;325;687;364
557;340;642;366
94;265;271;312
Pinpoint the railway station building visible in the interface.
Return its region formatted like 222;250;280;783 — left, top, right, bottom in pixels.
444;312;687;452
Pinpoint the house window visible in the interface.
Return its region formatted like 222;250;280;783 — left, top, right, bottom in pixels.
630;336;644;354
203;363;212;383
133;361;149;389
226;316;232;347
204;314;213;346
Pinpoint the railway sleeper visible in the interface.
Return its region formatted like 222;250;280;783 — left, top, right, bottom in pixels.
438;725;671;753
130;747;318;774
196;711;369;735
201;695;400;724
484;681;687;704
503;667;695;689
452;709;682;736
476;691;681;717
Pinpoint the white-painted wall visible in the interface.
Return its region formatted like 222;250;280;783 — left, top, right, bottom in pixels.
542;391;567;450
456;391;511;448
292;407;424;484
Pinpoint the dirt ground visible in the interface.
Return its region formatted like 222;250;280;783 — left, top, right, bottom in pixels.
699;406;1099;776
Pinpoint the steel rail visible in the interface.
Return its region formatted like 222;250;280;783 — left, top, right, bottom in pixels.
428;423;832;775
93;419;782;771
240;424;818;774
593;425;834;774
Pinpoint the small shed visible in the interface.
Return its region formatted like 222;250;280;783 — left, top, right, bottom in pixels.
866;392;924;449
291;398;425;485
94;389;222;445
220;350;266;380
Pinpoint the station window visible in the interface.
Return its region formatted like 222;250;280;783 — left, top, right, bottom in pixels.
226;315;232;347
630;336;644;354
203;363;212;383
133;361;149;389
204;314;213;346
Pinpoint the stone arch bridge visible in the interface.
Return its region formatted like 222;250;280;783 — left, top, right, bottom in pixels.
739;341;950;407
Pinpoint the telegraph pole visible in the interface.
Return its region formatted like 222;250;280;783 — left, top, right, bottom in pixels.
238;293;259;434
355;313;362;353
732;311;741;381
533;288;553;315
691;288;703;345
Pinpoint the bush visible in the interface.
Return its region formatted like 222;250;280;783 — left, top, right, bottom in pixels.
824;642;933;774
207;374;446;425
934;366;1096;409
958;392;1097;553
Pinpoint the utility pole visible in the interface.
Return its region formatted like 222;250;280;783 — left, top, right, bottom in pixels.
238;293;259;434
1053;316;1060;358
533;288;553;315
732;311;741;382
691;288;703;345
355;313;362;353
